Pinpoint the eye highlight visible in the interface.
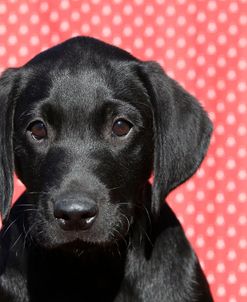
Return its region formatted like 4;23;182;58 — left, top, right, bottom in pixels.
28;121;47;141
112;119;133;137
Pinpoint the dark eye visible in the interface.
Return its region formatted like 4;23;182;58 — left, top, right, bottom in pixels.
28;121;47;141
112;119;132;137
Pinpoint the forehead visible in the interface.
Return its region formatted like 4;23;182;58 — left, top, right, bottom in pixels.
17;59;146;117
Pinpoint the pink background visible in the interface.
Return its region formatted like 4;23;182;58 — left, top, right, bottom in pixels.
0;1;247;301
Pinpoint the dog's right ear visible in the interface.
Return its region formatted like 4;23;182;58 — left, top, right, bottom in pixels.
0;68;19;223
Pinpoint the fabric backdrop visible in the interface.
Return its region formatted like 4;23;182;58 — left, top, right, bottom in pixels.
0;1;246;301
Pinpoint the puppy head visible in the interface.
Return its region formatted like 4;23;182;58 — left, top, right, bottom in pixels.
0;37;212;249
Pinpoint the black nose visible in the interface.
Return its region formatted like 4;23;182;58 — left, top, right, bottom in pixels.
54;199;98;231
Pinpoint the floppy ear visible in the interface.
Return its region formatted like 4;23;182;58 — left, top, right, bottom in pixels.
0;68;19;223
140;62;213;215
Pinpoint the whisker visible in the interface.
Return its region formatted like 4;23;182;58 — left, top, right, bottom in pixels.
2;217;20;238
25;191;49;195
10;232;23;251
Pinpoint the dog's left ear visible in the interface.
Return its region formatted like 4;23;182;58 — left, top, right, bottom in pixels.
0;68;19;223
139;61;213;215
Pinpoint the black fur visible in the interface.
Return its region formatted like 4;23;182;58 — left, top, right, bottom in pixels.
0;37;213;301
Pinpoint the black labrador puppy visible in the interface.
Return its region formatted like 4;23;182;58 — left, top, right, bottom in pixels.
0;37;213;301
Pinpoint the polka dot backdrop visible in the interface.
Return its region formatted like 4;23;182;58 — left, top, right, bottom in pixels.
0;0;246;301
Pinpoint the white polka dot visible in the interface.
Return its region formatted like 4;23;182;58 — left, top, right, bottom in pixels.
226;113;236;125
41;24;50;35
187;26;196;36
238;103;246;114
8;35;18;46
207;273;215;284
60;21;70;32
81;24;90;34
229;24;238;35
71;11;80;21
239;239;247;250
19;46;28;57
30;36;40;46
208;22;217;33
226;159;236;170
187;4;197;14
238;81;247;92
216;215;225;226
217;56;226;67
166;27;176;38
30;14;40;24
238;170;247;180
237;147;246;158
206;225;215;236
8;56;18;66
102;4;112;16
238;192;247;203
197;34;206;44
50;11;59;22
102;26;111;37
239;14;247;26
0;3;7;14
186;180;195;191
217;262;225;273
216;147;225;157
186;227;195;238
227;204;236;215
187;47;196;57
238;262;247;273
0;46;6;56
113;15;122;25
145;5;154;16
217;285;226;297
227;226;237;237
197;12;206;23
40;2;49;12
216;170;225;180
216;102;225;112
177;16;186;26
196;236;205;247
112;36;122;47
228;273;237;284
145;48;154;58
227;249;237;261
196;78;206;88
206;180;215;190
91;15;101;25
81;3;90;13
227;92;236;103
229;2;239;13
155;16;165;26
206;250;215;260
166;49;175;59
144;26;154;37
0;24;6;35
175;193;184;203
239;286;247;298
218;12;228;23
134;16;143;27
187;69;196;79
216;193;225;203
196;213;205;224
186;204;195;214
207;66;216;77
134;38;143;49
155;37;165;48
166;5;176;16
19;3;29;14
226;181;236;192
